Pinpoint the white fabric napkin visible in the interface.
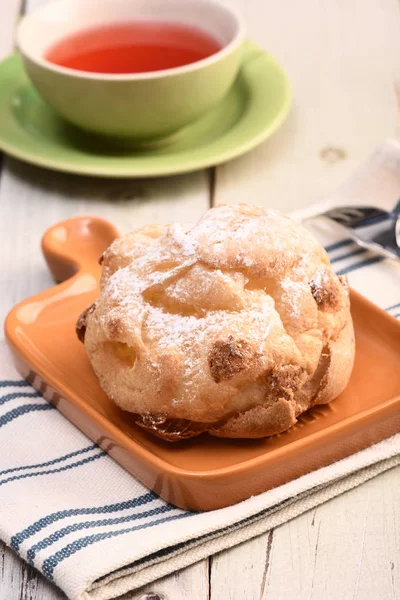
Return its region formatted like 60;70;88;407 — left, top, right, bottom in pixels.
1;140;400;600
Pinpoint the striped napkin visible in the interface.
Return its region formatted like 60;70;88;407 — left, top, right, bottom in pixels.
1;140;400;600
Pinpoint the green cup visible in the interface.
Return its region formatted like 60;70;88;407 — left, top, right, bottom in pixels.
17;0;246;141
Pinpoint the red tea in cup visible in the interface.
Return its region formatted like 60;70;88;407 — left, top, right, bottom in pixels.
45;22;222;74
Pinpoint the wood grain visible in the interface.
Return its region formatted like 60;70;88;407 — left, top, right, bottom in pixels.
0;0;210;332
0;159;209;328
203;467;400;600
209;532;272;600
0;1;210;598
262;466;400;600
1;0;400;599
129;561;210;600
0;0;21;60
0;540;66;600
211;1;400;598
215;0;400;213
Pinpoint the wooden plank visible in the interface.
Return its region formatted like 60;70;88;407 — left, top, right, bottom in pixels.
0;0;210;331
0;5;65;599
207;467;400;600
210;1;400;597
262;466;400;599
0;160;209;329
1;0;400;599
0;0;210;598
0;540;66;599
0;539;209;600
214;0;400;213
210;532;271;600
131;561;210;600
3;464;399;600
0;0;21;59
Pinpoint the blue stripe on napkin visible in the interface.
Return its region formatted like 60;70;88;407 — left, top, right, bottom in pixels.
27;504;176;565
11;491;159;551
42;512;191;581
336;255;385;275
1;235;398;589
0;391;40;406
0;451;105;488
324;238;353;252
330;247;366;264
0;404;53;428
0;444;98;476
386;301;400;311
0;380;30;388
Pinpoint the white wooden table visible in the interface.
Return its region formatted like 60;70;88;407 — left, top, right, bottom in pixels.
1;1;400;598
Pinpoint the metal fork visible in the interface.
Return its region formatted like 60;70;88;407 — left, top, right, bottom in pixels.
308;200;400;260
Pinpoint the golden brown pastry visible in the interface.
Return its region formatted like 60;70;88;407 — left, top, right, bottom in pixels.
77;204;355;440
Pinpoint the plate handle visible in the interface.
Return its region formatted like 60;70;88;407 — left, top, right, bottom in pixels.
41;216;120;283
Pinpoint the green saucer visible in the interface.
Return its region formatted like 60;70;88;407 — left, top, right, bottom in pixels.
0;43;291;177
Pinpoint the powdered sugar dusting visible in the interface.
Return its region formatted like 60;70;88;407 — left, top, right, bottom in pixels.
280;278;305;319
93;203;341;411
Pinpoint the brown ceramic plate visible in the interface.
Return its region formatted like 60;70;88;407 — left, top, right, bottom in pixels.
4;216;400;511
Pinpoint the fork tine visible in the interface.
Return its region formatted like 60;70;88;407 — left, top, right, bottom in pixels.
323;205;391;227
308;204;399;259
323;207;362;225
